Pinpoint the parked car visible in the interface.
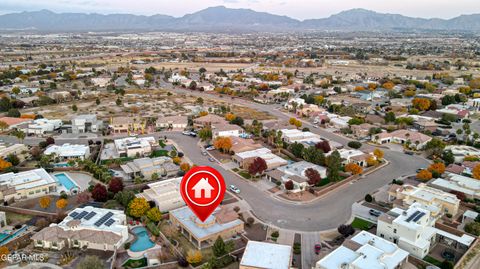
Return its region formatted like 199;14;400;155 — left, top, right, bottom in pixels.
314;244;322;255
208;157;215;162
201;151;208;156
229;185;240;194
206;146;215;151
369;209;381;217
182;131;190;135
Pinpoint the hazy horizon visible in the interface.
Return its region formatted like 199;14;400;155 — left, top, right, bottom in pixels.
1;0;479;20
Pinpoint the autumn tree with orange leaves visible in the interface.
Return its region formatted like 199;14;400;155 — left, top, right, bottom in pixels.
0;159;12;171
213;137;232;153
473;164;480;180
345;163;363;175
412;98;431;111
428;162;445;177
416;169;433;181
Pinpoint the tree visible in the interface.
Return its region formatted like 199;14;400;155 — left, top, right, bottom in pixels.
213;137;232;153
6;109;20;118
180;163;191;172
384;112;396;123
96;98;101;105
72;104;78;112
0;121;8;131
425;138;446;158
46;137;55;145
12;130;25;143
146;207;162;222
114;190;136;208
0;159;12;171
108;178;124;194
326;150;342;181
5;154;19;166
428;162;445;177
0;246;9;258
213;236;227;257
365;194;373;203
382;81;395;90
56;198;68;209
473;164;480;180
416;169;433;181
305;168;322;185
347;141;362;149
76;255;104;269
284;180;294;190
289;142;305;158
315;140;331;153
128;197;150;218
465;222;480;236
198;127;212;141
440;260;454;269
345;163;363;175
373;149;384;160
412;98;431;111
337;224;355;237
248;157;267;177
39;196;51;209
302;146;325;165
35;218;49;229
230;116;244;126
225;113;236;121
366;155;378;166
442;150;455;165
91;183;108;202
186;250;202;264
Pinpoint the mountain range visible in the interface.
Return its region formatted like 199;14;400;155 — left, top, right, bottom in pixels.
1;6;479;32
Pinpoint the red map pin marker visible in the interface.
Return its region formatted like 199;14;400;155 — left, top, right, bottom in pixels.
180;166;226;222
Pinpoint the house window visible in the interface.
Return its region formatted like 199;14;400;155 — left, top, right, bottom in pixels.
380;234;384;238
394;229;397;234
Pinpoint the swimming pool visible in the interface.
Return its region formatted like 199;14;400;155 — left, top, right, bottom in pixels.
0;226;28;246
54;163;71;167
54;173;78;190
130;226;155;252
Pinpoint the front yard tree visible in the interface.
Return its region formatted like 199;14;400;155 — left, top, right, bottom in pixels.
337;224;355;238
305;168;321;186
213;236;227;257
180;163;191;172
289;142;305;158
285;180;294;191
416;169;433;181
373;149;384;160
473;164;480;180
91;183;108;202
108;178;124;194
114;190;136;208
442;150;455;165
302;146;325;165
39;196;51;209
0;159;12;172
198;127;212;141
315;140;331;153
248;157;267;177
128;197;150;218
56;198;68;209
186;250;202;265
326;150;342;181
345;163;363;175
213;137;232;153
428;162;446;178
77;255;104;269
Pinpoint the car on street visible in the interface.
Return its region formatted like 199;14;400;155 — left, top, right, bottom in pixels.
208;157;215;162
206;146;215;151
182;131;190;135
314;244;322;254
369;209;381;217
229;185;240;194
201;151;208;156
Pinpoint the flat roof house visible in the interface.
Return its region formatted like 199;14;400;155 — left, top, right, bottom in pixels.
110;117;146;135
156;115;188;130
193;114;227;128
32;206;128;251
372;130;432;150
71;114;103;134
44;143;91;161
22;118;63;135
377;203;475;259
0;168;57;202
136;177;185;212
316;231;409;269
170;206;244;249
266;161;327;192
431;172;480;200
0;143;28;160
388;183;460;218
240;241;292;269
114;136;157;158
212;123;244;139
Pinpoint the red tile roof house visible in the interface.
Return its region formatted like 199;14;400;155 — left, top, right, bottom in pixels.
0;117;33;130
372;129;432;150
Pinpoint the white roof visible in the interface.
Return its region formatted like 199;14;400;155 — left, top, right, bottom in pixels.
0;168;56;190
44;143;90;157
240;241;292;269
317;231;409;269
114;136;156;151
235;147;271;159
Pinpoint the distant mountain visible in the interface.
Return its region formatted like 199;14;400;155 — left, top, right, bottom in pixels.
0;6;479;32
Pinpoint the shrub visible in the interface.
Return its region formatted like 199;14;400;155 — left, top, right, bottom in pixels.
347;141;362;149
364;194;373;203
271;231;279;238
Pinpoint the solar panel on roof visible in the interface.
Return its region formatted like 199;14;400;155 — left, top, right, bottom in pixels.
406;211;420;222
70;212;79;218
94;212;114;227
74;211;88;220
84;211;97;220
413;212;426;222
104;219;115;227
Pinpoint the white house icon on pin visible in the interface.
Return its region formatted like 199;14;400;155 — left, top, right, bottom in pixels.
192;178;215;199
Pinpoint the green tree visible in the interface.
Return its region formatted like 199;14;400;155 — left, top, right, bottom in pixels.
6;108;20;118
198;127;212;141
384;112;396;123
289;142;305;158
441;150;455;165
302;146;325;165
212;236;234;257
96;98;100;105
12;87;20;95
72;104;78;112
326;150;342;181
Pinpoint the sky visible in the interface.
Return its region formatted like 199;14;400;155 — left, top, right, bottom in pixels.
0;0;479;20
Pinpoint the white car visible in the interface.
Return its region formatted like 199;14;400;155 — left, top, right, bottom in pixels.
182;131;190;135
205;146;215;151
229;185;240;194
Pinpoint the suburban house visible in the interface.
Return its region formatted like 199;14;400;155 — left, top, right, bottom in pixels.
377;203;475;259
71;114;103;134
44;144;91;161
22;118;63;135
444;145;480;163
0;143;28;160
113;136;158;158
0;117;33;130
388;183;460;218
372;129;432;150
0;168;57;202
229;137;263;154
136;177;185;212
110;117;146;135
334;149;372;167
32;206;128;251
280;129;321;144
120;157;178;180
232;148;288;170
240;241;292;269
169;206;244;249
350;123;376;139
265;161;327;192
431;173;480;200
212;123;244;139
193;114;227;128
316;231;410;269
156;115;188;130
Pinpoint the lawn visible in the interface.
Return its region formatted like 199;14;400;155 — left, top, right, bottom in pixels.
150;149;169;157
123;257;147;268
351;217;375;231
424;256;443;267
238;171;252;179
6;212;33;225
